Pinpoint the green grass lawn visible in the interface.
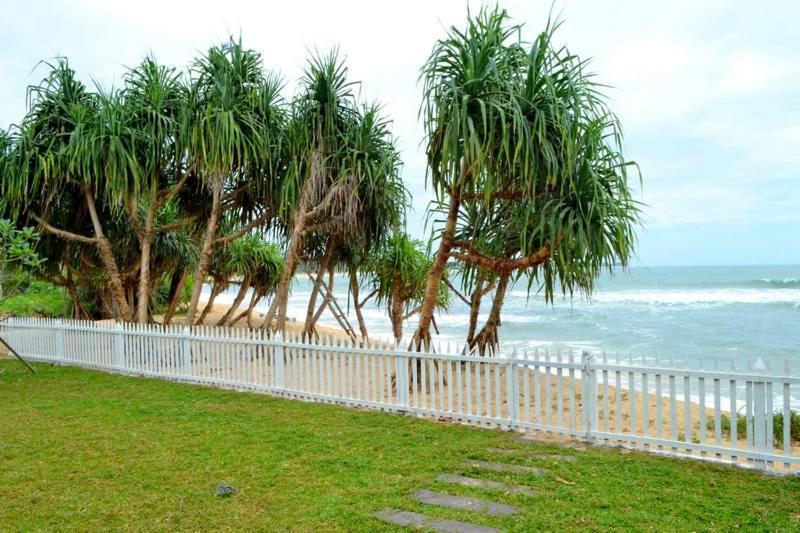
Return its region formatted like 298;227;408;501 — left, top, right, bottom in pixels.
1;360;799;531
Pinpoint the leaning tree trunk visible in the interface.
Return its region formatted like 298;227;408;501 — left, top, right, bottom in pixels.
231;291;263;327
163;268;190;325
218;275;252;326
83;187;132;322
197;282;223;325
265;147;325;332
471;272;510;356
349;267;369;339
261;296;280;330
185;178;223;325
412;193;460;349
303;275;322;337
266;188;312;332
66;281;89;320
465;276;487;348
308;266;336;338
303;238;335;337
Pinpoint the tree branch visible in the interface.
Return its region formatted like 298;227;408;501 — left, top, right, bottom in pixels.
479;282;497;298
213;213;270;245
155;214;200;234
444;278;470;305
359;289;377;308
449;243;551;274
31;213;97;244
403;305;422;320
156;171;192;207
221;183;251;203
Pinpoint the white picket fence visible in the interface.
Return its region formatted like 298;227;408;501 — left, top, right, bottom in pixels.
2;317;798;472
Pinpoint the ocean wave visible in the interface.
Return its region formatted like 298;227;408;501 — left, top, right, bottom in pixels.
756;278;800;288
507;287;800;306
433;312;549;326
592;289;800;305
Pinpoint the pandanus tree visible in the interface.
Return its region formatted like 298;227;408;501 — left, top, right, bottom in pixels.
215;234;279;326
1;40;287;323
265;53;404;333
368;232;450;343
229;242;283;327
413;8;640;350
3;60;140;321
123;56;193;323
301;104;408;338
183;39;285;325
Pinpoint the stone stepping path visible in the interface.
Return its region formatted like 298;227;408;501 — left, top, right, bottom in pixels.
375;453;550;530
436;473;535;496
515;437;587;451
485;448;578;463
413;489;518;516
537;454;577;463
374;509;498;533
464;459;546;477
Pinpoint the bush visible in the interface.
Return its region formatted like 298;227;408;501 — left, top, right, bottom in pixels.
707;409;800;445
0;280;69;317
773;409;800;443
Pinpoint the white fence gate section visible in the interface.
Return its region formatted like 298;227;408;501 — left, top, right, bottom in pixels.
2;317;798;472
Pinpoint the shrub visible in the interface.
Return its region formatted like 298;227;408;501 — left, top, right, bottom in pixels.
707;410;800;446
0;280;68;317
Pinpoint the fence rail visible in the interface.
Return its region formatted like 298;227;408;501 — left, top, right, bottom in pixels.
2;317;798;472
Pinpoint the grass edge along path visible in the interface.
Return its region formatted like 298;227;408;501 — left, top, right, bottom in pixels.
1;360;799;531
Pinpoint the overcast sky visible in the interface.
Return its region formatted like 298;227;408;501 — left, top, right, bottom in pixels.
2;0;798;266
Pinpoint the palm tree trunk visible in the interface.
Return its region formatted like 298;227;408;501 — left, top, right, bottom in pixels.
185;178;223;324
472;272;510;356
304;238;335;337
412;194;460;349
265;186;311;331
231;291;262;327
218;275;252;326
163;268;189;325
266;146;326;332
83;187;132;322
389;297;404;344
349;267;369;339
309;266;336;330
303;274;322;337
197;282;223;325
245;294;263;328
465;276;486;347
261;296;280;330
135;198;158;323
66;281;89;319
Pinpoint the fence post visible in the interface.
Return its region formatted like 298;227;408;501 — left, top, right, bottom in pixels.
506;349;519;428
274;333;285;390
53;319;65;361
395;342;409;409
581;351;597;442
751;357;768;469
182;327;192;377
113;322;124;369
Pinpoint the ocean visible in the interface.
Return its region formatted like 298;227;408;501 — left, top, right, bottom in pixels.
205;264;800;411
209;265;800;372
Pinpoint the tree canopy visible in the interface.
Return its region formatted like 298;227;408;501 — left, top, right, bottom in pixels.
0;8;640;355
412;7;640;350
